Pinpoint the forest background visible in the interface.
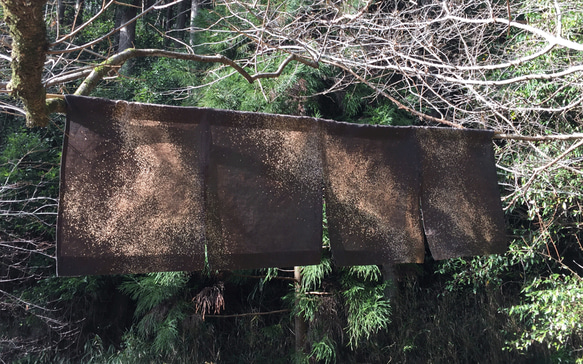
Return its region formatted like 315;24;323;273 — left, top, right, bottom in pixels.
1;0;583;363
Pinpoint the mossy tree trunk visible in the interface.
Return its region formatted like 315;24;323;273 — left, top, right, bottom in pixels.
1;0;49;127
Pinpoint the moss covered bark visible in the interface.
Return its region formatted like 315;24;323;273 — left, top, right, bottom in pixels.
1;0;49;127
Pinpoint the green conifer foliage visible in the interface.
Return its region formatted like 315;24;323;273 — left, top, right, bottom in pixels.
2;0;583;362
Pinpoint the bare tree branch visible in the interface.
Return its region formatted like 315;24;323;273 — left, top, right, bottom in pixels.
48;0;165;54
494;133;583;141
504;138;583;207
50;0;116;46
73;48;317;95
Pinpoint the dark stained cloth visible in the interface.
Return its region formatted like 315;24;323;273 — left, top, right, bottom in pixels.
58;96;323;275
58;96;207;275
58;95;506;276
322;122;425;266
416;128;507;259
205;110;323;270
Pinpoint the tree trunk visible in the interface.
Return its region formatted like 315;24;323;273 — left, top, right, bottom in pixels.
382;264;397;300
72;0;85;30
117;1;137;52
189;0;198;47
57;0;65;28
294;266;307;355
163;2;174;47
1;0;49;127
175;0;188;40
116;0;138;73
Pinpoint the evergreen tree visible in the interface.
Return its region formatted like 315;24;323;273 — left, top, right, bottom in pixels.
1;0;583;362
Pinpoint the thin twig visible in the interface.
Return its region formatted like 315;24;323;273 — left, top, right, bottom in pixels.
52;0;116;46
505;138;583;208
494;133;583;141
204;309;291;318
48;0;165;54
74;48;318;96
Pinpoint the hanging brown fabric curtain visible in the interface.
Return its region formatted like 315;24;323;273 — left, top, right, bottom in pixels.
58;97;208;275
322;122;425;266
204;109;324;270
57;96;506;276
417;128;507;260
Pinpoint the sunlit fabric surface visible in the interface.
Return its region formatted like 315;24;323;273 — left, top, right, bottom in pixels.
417;128;507;260
204;109;323;270
57;96;506;276
322;122;425;266
58;97;208;275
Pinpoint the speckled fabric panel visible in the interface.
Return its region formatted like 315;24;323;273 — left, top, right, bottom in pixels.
58;96;507;275
58;96;324;275
205;110;323;270
417;128;507;260
322;122;425;266
58;96;207;275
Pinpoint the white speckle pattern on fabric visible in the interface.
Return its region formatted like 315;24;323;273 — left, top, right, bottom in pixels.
57;95;506;276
